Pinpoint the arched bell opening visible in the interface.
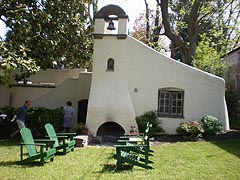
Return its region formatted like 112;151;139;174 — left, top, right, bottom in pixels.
94;4;128;38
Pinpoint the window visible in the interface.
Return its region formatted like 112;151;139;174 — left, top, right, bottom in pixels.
158;88;184;118
107;58;114;71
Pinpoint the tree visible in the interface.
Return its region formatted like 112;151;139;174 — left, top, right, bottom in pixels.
0;0;94;83
194;34;224;77
158;0;203;65
131;6;168;52
206;0;240;53
144;0;150;41
156;0;239;66
0;40;39;84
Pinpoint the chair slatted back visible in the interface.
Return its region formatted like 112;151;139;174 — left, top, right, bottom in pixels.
144;123;152;136
20;128;38;157
45;123;59;147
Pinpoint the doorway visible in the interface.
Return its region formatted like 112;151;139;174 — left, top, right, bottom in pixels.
77;99;88;124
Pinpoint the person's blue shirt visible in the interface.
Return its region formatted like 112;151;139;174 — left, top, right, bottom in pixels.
16;105;28;122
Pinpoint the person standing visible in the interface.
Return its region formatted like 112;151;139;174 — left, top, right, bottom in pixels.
10;100;31;139
63;101;74;133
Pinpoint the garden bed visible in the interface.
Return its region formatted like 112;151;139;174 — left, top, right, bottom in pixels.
152;129;240;146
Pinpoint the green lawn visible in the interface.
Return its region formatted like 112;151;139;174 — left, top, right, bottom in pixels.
0;139;240;180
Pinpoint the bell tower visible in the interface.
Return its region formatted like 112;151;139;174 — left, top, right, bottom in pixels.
93;4;128;39
86;5;137;137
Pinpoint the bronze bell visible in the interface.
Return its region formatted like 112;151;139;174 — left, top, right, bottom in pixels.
107;20;116;30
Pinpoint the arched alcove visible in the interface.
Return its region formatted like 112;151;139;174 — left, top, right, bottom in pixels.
97;122;125;136
107;58;114;71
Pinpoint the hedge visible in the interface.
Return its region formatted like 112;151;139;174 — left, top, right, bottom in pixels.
0;106;63;139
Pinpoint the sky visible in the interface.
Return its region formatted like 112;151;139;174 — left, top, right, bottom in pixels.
0;0;156;38
98;0;156;28
0;21;6;38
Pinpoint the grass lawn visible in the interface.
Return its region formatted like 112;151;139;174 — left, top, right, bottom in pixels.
0;139;240;180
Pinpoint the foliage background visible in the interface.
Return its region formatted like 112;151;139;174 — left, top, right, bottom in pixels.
0;106;63;139
0;0;95;83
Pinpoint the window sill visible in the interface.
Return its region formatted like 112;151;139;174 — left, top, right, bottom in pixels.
158;115;184;119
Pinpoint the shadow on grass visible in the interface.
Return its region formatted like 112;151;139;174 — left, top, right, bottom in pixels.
99;163;134;173
78;148;111;180
0;159;54;167
90;151;135;180
17;161;53;167
55;152;69;156
210;139;240;158
0;160;19;166
90;163;134;180
0;140;19;147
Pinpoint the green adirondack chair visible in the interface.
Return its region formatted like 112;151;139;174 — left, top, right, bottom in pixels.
118;123;154;153
120;122;151;140
44;123;76;154
20;128;56;166
114;123;154;169
114;141;154;169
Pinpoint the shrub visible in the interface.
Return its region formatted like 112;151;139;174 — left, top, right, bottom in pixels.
75;123;88;135
0;106;17;139
136;111;165;137
0;106;63;139
177;121;204;141
28;107;64;137
200;115;224;135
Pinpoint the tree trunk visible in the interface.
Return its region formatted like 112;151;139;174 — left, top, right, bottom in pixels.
158;0;201;65
152;3;160;49
187;1;202;65
144;0;150;43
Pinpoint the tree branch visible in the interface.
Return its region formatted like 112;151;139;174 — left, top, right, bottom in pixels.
144;0;150;42
158;0;190;64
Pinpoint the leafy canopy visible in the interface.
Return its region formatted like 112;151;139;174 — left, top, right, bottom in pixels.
0;0;94;83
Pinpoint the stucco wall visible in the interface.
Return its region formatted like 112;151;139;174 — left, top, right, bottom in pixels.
10;69;84;85
90;35;229;134
31;73;92;125
0;69;91;112
0;85;10;108
224;49;240;68
87;41;137;136
224;48;240;92
8;86;55;108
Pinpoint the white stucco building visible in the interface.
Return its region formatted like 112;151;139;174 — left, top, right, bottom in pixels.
0;5;229;136
86;5;229;136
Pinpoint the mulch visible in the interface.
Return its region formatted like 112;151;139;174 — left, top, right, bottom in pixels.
89;129;240;146
152;129;240;146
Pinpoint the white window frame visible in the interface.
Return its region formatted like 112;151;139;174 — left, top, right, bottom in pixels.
158;88;184;118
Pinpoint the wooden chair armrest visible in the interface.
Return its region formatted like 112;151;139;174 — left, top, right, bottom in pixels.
57;133;76;136
119;136;141;140
46;135;67;139
34;139;55;142
34;139;55;148
57;133;76;140
121;133;145;137
20;142;46;146
118;138;143;144
114;144;147;148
